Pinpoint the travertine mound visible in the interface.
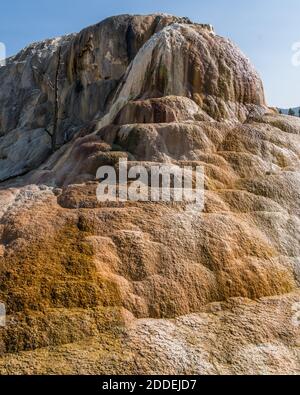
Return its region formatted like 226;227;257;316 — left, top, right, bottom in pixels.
0;14;299;375
0;14;266;182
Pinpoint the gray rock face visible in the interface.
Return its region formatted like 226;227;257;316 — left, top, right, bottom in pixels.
0;128;51;181
0;14;266;182
0;15;194;181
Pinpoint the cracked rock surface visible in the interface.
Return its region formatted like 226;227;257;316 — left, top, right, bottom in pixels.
0;14;299;374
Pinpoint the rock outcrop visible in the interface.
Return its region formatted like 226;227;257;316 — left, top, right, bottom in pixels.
0;14;266;183
0;14;299;375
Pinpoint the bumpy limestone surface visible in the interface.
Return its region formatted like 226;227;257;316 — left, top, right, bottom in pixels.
0;14;266;182
0;14;299;375
0;14;192;181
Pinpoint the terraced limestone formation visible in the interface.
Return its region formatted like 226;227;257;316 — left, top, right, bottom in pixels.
0;14;299;374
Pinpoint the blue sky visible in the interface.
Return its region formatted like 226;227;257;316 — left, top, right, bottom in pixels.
1;0;299;107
